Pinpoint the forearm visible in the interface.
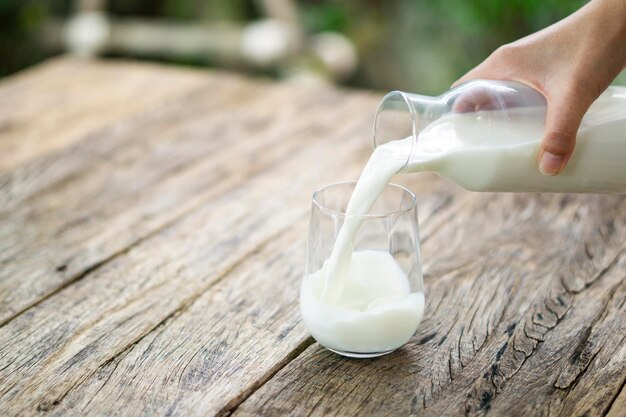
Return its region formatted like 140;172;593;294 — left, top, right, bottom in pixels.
589;0;626;67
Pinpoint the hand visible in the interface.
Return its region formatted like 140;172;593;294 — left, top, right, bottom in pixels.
453;0;626;176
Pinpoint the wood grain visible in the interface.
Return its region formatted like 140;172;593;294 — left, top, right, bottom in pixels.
0;63;378;415
45;223;313;417
0;62;372;325
1;58;624;417
0;58;207;174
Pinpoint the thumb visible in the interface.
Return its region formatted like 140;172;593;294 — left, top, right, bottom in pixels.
537;95;589;176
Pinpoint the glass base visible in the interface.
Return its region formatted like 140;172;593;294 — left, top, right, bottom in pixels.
326;347;397;358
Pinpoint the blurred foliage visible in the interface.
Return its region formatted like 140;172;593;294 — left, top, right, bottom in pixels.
108;0;257;21
334;0;587;93
0;0;69;77
1;0;623;93
300;3;349;33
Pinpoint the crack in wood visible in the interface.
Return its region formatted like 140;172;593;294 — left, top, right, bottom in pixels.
217;337;316;417
603;370;626;416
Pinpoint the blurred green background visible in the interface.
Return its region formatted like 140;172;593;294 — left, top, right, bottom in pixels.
3;0;624;93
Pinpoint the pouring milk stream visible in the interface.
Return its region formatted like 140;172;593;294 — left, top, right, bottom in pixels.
301;80;626;356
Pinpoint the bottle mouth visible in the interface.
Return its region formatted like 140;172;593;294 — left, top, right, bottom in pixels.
372;90;417;168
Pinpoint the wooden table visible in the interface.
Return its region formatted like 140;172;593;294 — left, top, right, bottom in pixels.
1;58;624;417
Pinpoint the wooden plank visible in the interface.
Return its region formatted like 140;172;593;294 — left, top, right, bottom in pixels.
0;58;208;174
233;193;626;417
0;74;248;322
0;59;247;211
606;383;626;417
0;65;370;326
44;222;313;417
0;90;380;416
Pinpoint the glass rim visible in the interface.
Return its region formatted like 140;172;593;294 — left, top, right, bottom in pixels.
311;180;416;220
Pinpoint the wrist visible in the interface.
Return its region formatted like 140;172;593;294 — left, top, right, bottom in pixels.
588;0;626;66
592;0;626;35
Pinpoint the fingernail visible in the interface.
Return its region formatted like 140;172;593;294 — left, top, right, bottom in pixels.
539;151;563;176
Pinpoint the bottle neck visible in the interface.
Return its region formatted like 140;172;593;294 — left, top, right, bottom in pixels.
373;91;441;168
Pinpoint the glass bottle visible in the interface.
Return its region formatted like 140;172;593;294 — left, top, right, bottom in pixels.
373;80;626;193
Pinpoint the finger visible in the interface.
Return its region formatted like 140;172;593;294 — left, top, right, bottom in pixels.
452;84;502;113
452;80;547;116
537;95;589;176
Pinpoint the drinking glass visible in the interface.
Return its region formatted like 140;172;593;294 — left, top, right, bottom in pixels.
300;181;425;358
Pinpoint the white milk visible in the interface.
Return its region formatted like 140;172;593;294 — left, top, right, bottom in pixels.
321;138;413;305
301;250;424;354
301;87;626;355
